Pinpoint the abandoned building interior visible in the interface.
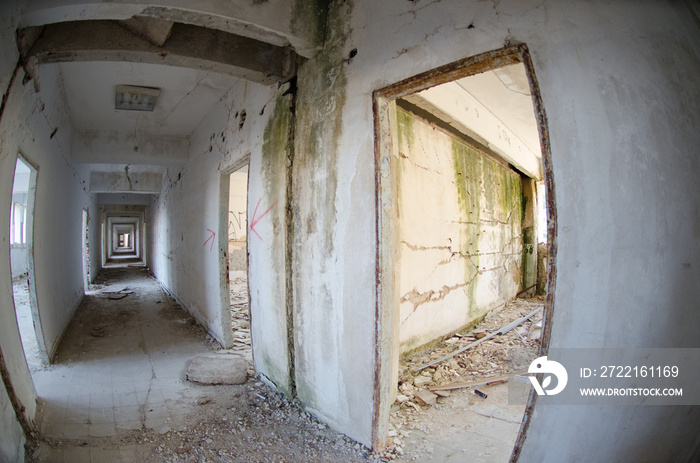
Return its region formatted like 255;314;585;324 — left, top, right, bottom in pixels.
1;0;699;462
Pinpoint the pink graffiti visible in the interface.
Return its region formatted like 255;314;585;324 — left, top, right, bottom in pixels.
204;228;216;251
250;198;277;241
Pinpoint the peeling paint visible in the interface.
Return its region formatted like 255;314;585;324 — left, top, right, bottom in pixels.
396;107;523;354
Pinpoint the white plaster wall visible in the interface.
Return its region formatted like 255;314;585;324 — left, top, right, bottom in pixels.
0;16;98;452
0;382;24;463
290;0;700;456
149;81;293;393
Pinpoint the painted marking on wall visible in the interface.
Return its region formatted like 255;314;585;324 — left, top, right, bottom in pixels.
204;228;216;251
250;198;276;241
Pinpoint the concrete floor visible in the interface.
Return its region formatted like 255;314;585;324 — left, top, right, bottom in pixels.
27;267;378;463
26;266;528;462
396;380;530;462
32;267;230;441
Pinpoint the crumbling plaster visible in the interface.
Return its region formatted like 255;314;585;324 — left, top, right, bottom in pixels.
0;0;697;461
20;0;326;58
317;0;698;456
396;107;524;354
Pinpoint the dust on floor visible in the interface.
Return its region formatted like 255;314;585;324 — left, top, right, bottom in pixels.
383;298;543;462
229;269;251;364
26;267;377;463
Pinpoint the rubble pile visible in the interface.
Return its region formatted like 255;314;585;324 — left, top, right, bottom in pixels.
229;271;252;364
380;297;544;461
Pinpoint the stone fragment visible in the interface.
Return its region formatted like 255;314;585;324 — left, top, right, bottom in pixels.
187;355;248;385
414;376;432;387
395;394;409;404
413;390;438;406
434;390;451;398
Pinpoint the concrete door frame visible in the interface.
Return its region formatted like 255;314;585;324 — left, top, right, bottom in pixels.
13;152;49;366
217;154;251;350
104;213;144;263
371;44;559;455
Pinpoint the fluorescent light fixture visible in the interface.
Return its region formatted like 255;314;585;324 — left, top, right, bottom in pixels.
115;85;160;111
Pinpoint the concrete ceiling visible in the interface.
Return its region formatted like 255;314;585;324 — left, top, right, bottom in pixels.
405;63;543;179
456;64;541;157
59;61;239;136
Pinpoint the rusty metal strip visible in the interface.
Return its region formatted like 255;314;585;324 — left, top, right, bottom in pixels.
374;45;523;101
509;44;557;463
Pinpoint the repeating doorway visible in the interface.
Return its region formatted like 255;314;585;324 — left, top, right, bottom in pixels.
221;163;252;363
9;154;47;370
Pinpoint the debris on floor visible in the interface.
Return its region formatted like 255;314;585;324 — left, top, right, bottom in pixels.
186;355;248;385
229;269;252;364
28;382;379;463
380;297;543;461
28;267;380;463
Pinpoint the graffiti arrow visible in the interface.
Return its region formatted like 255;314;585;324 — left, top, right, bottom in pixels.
203;228;216;252
250;198;277;241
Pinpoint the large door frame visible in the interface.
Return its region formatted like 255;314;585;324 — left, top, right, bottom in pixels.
371;44;558;457
218;154;251;350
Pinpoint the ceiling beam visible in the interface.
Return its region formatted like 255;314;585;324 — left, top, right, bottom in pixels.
20;20;296;86
90;171;163;194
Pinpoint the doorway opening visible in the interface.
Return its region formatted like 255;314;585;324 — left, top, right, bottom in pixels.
102;210;145;267
373;45;556;456
82;209;91;292
221;161;252;364
9;153;48;370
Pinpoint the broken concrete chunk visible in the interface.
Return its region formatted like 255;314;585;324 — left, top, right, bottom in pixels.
186;355;248;385
434;390;451;398
414;390;438;406
395;394;409;404
414;376;432;387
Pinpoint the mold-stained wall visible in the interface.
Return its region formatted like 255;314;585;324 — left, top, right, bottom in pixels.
292;0;700;456
396;107;523;353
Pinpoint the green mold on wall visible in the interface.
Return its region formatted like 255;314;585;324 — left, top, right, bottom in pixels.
293;0;352;257
291;0;330;46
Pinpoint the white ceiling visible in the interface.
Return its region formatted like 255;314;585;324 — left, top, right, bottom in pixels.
455;64;541;157
59;61;240;136
406;62;543;178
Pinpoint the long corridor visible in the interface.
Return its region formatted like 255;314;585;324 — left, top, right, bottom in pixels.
33;266;231;438
29;268;373;462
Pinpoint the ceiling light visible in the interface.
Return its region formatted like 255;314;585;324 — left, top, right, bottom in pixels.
115;85;160;111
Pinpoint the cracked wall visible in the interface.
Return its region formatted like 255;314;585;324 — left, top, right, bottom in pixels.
396;107;522;353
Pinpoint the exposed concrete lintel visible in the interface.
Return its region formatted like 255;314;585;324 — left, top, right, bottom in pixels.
19;2;320;57
21;20;296;85
90;171;163;194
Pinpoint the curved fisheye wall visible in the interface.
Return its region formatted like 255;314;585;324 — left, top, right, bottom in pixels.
0;0;698;461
